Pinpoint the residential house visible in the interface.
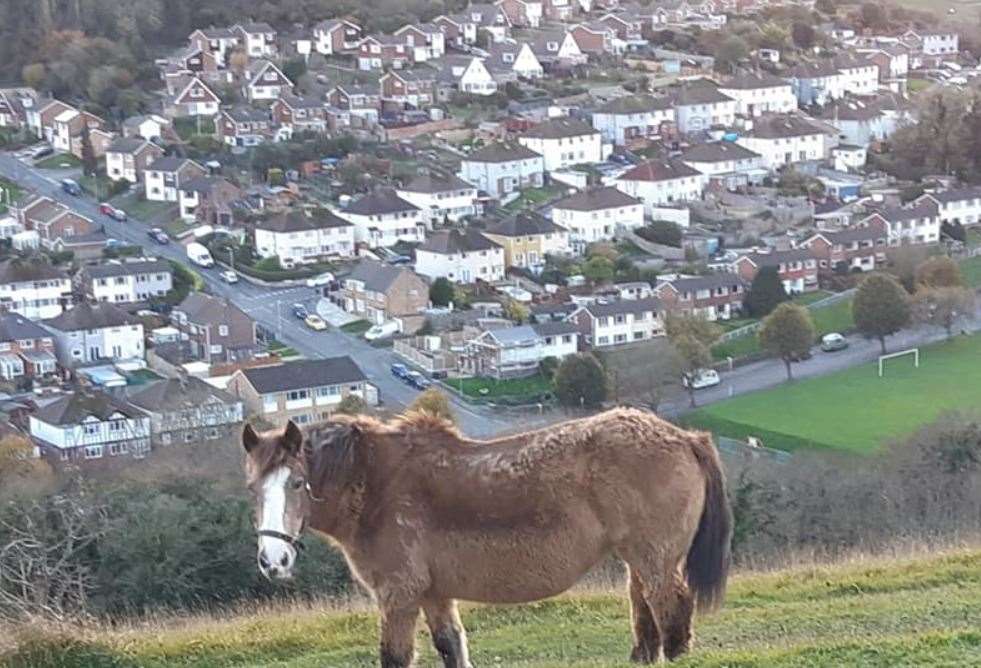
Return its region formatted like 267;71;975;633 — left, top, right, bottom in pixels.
171;292;258;364
167;45;226;88
254;208;355;265
900;29;958;61
415;229;506;283
0;259;72;320
482;212;570;268
47;107;110;159
518;117;603;172
497;0;544;28
394;23;446;62
233;22;277;58
459;142;544;198
334;259;429;326
598;12;646;45
218;106;274;147
433;14;480;47
857;45;909;82
799;222;889;275
166;76;221;117
591;94;674;146
466;4;513;42
569;22;617;55
731;248;819;293
144;156;207;203
483;42;544;81
670;82;737;133
653;273;747;321
857;201;941;247
0;87;37;129
357;35;414;71
313;19;362;55
817;93;910;149
104;137;165;184
464;321;578;379
550;186;645;249
735;113;832;170
227;357;374;426
568;297;665;348
788;56;878;106
77;258;173;305
188;27;240;66
543;0;576;21
396;173;479;223
178;176;243;225
434;56;498;96
14;195;99;254
271;93;327;134
530;30;587;67
327;84;381;122
29;391;151;466
717;72;797;117
916;188;981;226
121;114;173;142
615;159;705;217
243;60;293;102
678;141;764;183
339;188;425;247
0;313;57;381
128;376;244;447
43;302;145;367
378;69;441;110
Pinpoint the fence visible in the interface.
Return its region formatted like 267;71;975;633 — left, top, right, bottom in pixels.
720;288;856;342
716;436;793;464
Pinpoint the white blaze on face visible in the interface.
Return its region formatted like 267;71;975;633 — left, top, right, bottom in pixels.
257;466;296;576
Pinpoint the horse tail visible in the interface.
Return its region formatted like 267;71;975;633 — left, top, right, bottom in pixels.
685;432;733;613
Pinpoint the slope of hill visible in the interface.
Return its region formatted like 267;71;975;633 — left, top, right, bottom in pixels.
3;549;979;667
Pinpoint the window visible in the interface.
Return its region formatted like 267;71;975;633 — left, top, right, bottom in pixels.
84;445;104;459
83;422;99;437
287;389;309;401
218;325;229;337
109;442;128;456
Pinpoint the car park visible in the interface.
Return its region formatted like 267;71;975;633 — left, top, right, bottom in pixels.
220;270;239;284
292;304;308;319
682;369;721;390
820;332;849;352
304;314;327;331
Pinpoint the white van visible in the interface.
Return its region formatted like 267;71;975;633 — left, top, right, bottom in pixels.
186;242;214;268
364;321;400;341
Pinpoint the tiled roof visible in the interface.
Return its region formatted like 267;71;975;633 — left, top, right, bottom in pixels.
34;391;144;426
465;142;541;163
44;302;140;331
0;260;68;284
594;94;673;115
618;158;702;182
84;259;171;279
257;208;352;233
240;357;366;393
521;117;598;140
345;188;420;216
0;313;51;343
680;141;760;163
552;186;641;211
484;212;566;237
418;228;501;254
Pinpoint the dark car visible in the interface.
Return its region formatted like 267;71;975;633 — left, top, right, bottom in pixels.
147;227;170;244
390;363;409;380
406;371;431;390
60;178;81;196
291;303;308;319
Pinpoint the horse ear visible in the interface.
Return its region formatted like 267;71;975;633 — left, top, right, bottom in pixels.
242;423;260;453
283;420;303;455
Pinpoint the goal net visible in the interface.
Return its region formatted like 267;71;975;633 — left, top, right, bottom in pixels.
878;348;919;377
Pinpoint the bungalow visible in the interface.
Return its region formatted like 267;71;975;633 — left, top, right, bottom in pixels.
43;301;145;367
77;258;173;304
414;229;505;283
550;186;645;249
254;208;355;265
615;159;705;218
171;292;258;364
227;357;374;426
271;93;327;134
670;83;737;133
313;19;362;55
166;76;221;118
339;188;426;247
518;117;603;172
482;212;570;269
590;94;674;145
144;156;207;203
735;113;832;170
0;313;57;381
799;222;889;275
464;321;579;379
731;248;819;294
334;259;429;326
568;297;666;348
104;137;164;184
653;273;748;321
243;60;293;102
233;22;277;58
218;106;274;147
396;173;479;224
458;142;545;198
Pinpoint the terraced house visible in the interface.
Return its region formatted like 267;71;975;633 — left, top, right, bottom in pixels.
77;258;173;304
590;94;674;146
568;297;666;348
653;274;748;321
0;259;72;320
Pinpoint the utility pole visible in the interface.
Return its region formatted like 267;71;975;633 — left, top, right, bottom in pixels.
277;300;282;339
228;247;235;272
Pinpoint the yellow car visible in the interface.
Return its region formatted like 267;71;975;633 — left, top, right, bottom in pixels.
304;314;327;331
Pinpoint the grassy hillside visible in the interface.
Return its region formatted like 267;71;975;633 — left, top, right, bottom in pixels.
3;549;979;667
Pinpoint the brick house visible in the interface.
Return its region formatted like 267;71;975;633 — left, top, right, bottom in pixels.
497;0;543;28
144;156;208;203
327;84;381;124
0;312;58;381
432;14;479;47
313;19;362;55
14;195;98;253
178;176;244;225
128;376;244;448
271;93;327;134
731;248;819;294
653;274;748;321
799;220;889;275
218;106;274;147
380;70;438;109
568;298;666;348
171;293;257;364
569;22;617;55
333;258;429;327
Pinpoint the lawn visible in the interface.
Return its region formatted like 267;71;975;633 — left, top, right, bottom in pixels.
692;333;981;454
453;373;553;401
112;192;175;222
0;177;22;213
268;340;300;359
503;184;567;212
959;254;981;287
340;319;371;335
34;152;82;169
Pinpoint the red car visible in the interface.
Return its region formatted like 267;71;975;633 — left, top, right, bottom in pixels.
99;202;127;221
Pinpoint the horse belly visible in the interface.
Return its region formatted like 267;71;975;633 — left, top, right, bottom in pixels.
428;524;609;604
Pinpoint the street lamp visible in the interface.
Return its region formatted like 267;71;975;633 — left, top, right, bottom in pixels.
228;247;235;272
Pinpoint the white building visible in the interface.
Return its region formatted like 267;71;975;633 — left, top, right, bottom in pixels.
144;156;207;203
29;392;151;464
394;23;447;62
459;142;545;198
717;73;797;117
568;297;665;348
518;117;603;172
104;137;164;184
339;188;426;248
233;22;277;58
396;173;479;224
591;94;675;146
313;19;362;55
818;94;910;149
484;42;544;80
254;208;355;265
80;258;173;304
860;202;941;246
916;188;981;226
437;56;498;96
465;321;578;379
243;60;293;102
43;302;145;367
735;114;832;170
122;114;172;142
0;260;72;320
679;141;764;178
414;229;505;283
615;159;705;217
550;186;645;249
670;83;737;133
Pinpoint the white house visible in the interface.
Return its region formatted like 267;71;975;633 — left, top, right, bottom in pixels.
339;188;426;247
144;157;207;203
717;72;797;117
414;229;505;283
818;94;910;148
396;173;479;224
567;297;665;348
916;188;981;226
788;56;878;106
859;202;941;247
394;23;447;62
254;208;355;265
670;83;737;133
903;29;958;57
0;260;72;320
104;137;164;184
459;142;544;198
188;27;240;66
243;60;293;102
167;76;221;117
465;321;578;379
518;117;603;172
43;302;145;367
436;56;498;96
313;19;362;55
678;141;764;178
484;42;544;80
29;391;151;464
80;258;173;304
615;159;705;217
550;186;645;249
735;114;832;170
591;94;675;146
122;114;172;141
233;22;277;58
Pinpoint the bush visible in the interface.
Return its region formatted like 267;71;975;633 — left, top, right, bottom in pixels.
636;220;683;247
553;353;609;408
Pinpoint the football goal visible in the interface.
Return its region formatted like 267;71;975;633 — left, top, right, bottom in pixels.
878;348;919;377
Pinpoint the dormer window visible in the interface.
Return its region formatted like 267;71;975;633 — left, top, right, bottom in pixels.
503;53;514;63
547;42;558;51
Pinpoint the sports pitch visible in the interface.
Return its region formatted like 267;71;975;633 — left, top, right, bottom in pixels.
687;334;981;454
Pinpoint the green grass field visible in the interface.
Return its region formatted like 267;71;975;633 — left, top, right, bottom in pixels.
3;549;978;667
454;373;553;400
34;152;82;169
0;177;22;214
693;334;981;453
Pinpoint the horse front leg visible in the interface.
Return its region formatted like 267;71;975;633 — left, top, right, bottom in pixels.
424;598;473;668
379;603;421;668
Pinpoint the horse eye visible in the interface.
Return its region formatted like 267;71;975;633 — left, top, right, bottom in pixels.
290;477;305;490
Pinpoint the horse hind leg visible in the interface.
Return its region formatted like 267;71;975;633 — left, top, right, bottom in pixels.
659;572;695;660
628;567;663;664
423;599;473;668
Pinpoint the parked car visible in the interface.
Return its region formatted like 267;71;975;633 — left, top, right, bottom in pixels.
104;238;124;249
305;272;335;288
682;369;720;390
364;320;399;341
390;363;409;380
406;371;431;390
99;202;127;221
220;270;239;284
147;227;170;244
304;314;327;331
60;178;81;196
292;303;308;319
820;332;849;352
30;145;53;160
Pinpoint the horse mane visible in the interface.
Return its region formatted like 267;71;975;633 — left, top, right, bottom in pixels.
248;432;295;481
392;410;461;439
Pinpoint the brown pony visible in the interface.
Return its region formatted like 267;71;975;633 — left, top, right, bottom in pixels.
242;407;731;667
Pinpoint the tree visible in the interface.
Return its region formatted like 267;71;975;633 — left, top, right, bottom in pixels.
0;435;54;500
335;395;367;416
744;266;789;317
860;2;887;29
758;303;815;380
716;35;749;74
815;0;836;14
665;314;722;407
853;273;911;354
409;388;455;423
504;298;529;324
21;63;46;90
638;220;682;247
912;286;975;338
887;245;933;292
429;277;454;307
581;256;615;284
282;58;307;85
553;353;609;408
539;355;559;381
941;220;966;243
791;22;816;49
914;256;964;289
80;123;97;177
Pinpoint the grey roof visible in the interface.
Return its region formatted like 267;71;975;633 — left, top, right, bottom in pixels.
552;186;641;211
866;201;938;222
224;106;270;122
521;117;598;140
34;391;144;426
345;188;419;216
0;260;68;284
107;136;158;154
465;142;541;163
237;22;275;33
680;141;760;163
240;357;366;394
670;83;734;106
806;226;885;244
175;292;251;326
484;212;565;237
148;156;198;172
720;72;790;90
128;376;239;412
531;320;578;337
747;114;829;139
594;94;673;115
657;274;747;293
44;302;141;332
618;158;702;182
400;173;475;194
418;228;501;254
579;297;663;317
484;325;539;345
739;248;814;267
346;259;417;293
84;259;171;280
923;187;981;204
257;208;352;233
0;313;51;343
